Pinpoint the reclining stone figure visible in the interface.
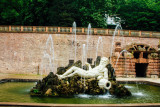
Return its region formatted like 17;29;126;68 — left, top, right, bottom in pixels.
57;57;111;90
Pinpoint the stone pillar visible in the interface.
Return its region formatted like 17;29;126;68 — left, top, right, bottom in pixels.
87;58;93;64
33;26;36;32
148;59;159;78
46;27;48;32
69;60;74;65
21;26;23;31
106;29;109;35
150;32;152;37
94;28;97;34
129;30;131;36
70;27;72;33
139;31;142;37
82;28;84;33
9;25;11;31
139;52;143;58
58;27;60;32
118;30;120;35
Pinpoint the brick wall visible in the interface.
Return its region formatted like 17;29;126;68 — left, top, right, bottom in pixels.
0;33;159;77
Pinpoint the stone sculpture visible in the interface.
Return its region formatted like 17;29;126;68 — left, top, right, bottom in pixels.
30;56;132;97
57;57;111;90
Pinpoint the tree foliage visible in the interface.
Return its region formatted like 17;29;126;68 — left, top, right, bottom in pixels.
0;0;159;31
118;0;160;31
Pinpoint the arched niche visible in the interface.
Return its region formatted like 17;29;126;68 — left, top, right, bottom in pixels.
125;43;157;59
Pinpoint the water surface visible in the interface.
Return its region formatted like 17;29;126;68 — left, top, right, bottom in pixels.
0;82;160;104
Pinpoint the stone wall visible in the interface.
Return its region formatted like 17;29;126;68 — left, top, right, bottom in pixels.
0;32;159;77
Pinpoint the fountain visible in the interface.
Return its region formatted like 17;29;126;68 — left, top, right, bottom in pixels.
110;22;123;63
40;34;55;78
29;22;132;98
0;23;160;105
30;56;131;97
73;21;77;62
115;49;133;77
96;36;103;58
86;23;91;54
86;23;92;59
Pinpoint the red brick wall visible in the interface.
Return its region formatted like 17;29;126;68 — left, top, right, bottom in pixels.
0;33;159;76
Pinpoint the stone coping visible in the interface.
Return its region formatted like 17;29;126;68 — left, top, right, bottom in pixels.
117;78;160;85
0;102;160;107
0;25;160;38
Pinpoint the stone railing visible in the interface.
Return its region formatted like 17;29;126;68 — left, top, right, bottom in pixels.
0;25;159;38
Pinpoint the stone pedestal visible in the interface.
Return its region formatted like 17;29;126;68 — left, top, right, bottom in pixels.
150;71;159;78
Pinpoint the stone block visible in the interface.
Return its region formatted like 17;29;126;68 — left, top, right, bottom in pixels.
151;75;158;78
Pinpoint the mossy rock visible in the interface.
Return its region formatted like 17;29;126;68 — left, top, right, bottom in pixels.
106;64;116;81
72;60;82;68
109;81;131;97
95;56;101;66
57;67;66;75
85;79;103;95
45;88;52;96
30;56;132;97
31;72;131;97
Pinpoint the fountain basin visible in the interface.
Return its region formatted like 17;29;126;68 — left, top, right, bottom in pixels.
0;80;160;105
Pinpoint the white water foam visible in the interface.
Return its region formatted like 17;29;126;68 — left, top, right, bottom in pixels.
76;94;91;98
98;94;112;99
133;92;144;96
125;85;134;89
76;93;112;99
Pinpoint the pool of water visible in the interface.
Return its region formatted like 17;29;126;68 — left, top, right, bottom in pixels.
0;82;160;104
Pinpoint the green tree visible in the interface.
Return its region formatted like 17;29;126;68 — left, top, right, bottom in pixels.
0;0;160;31
117;0;160;31
77;0;115;28
0;0;21;25
0;0;48;26
47;0;78;26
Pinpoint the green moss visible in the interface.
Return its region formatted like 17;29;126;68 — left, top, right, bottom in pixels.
109;81;131;97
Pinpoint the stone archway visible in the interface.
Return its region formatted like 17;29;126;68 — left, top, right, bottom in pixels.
114;42;159;78
125;43;158;77
125;43;157;59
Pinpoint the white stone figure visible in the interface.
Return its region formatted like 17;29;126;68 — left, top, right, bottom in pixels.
98;78;111;90
57;57;112;90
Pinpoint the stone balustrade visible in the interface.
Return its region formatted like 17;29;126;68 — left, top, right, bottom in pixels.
0;25;159;38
